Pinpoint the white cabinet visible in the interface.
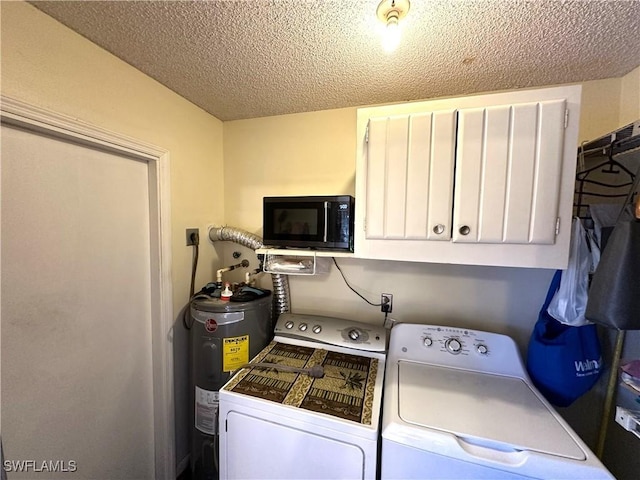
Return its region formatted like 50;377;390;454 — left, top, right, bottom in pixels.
366;110;457;242
454;99;567;245
355;86;581;269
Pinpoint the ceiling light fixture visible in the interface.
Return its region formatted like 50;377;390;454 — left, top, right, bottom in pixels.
376;0;410;53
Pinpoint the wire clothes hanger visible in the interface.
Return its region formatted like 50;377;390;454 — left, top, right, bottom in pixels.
574;148;636;220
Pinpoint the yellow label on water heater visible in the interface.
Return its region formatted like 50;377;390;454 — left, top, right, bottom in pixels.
223;335;249;372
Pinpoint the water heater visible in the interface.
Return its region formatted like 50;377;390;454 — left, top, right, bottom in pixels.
189;293;272;479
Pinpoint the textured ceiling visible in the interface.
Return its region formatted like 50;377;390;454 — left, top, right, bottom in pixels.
31;0;640;121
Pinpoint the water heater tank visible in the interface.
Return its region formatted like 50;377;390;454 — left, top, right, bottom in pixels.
189;293;272;480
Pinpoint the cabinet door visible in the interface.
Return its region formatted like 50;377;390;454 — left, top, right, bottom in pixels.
365;110;456;240
453;99;566;244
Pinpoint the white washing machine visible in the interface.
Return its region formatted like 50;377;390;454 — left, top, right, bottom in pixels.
219;312;387;480
381;323;614;480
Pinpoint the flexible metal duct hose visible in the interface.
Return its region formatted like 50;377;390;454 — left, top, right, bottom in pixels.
209;226;290;315
269;273;291;315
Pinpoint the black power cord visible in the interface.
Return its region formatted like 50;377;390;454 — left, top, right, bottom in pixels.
183;231;200;330
189;231;199;298
332;257;383;307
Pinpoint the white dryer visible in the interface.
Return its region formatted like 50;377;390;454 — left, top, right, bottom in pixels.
219;313;387;480
381;323;613;479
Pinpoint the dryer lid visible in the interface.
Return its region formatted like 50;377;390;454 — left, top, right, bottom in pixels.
397;361;586;460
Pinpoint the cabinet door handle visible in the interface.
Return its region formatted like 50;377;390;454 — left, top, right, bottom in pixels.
432;224;446;235
459;225;471;236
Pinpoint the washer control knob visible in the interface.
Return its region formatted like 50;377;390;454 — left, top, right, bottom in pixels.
298;323;308;332
284;321;294;329
312;325;322;334
445;338;462;354
348;329;360;341
423;337;433;347
477;344;489;355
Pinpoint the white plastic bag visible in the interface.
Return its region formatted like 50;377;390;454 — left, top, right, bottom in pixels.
547;218;593;327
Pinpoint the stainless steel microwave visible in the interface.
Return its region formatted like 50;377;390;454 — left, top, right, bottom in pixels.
262;195;355;251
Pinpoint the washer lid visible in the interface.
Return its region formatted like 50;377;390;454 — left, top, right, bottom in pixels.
397;361;586;460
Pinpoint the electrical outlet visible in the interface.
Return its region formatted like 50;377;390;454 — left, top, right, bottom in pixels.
381;293;393;313
186;228;199;246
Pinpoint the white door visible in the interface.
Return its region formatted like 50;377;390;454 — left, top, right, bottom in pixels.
1;123;159;478
365;100;566;246
453;99;567;244
365;110;457;240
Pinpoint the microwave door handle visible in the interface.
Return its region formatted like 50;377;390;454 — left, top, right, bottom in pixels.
323;202;329;242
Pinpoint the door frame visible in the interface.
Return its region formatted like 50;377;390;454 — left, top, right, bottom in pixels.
0;95;175;479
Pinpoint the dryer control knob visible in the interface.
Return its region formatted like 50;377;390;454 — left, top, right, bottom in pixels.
284;321;294;329
298;323;308;332
423;337;433;347
477;344;489;355
348;329;360;341
312;325;322;334
445;338;462;354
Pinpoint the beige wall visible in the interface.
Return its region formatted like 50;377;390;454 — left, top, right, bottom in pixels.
620;65;640;126
222;106;555;342
220;76;640;477
579;77;622;144
3;1;636;354
3;0;639;474
1;1;225;474
223;108;357;231
222;75;637;347
222;73;638;469
1;2;225;308
224;99;549;345
578;66;640;144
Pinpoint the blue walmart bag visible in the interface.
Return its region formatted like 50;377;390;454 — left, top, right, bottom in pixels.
526;270;603;407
